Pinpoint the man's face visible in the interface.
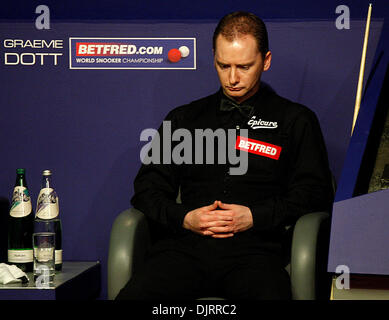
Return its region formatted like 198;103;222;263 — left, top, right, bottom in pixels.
214;34;271;104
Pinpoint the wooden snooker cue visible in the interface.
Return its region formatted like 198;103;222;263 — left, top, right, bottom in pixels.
351;3;372;136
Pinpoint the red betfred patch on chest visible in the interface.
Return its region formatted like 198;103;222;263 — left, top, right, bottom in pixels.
235;136;282;160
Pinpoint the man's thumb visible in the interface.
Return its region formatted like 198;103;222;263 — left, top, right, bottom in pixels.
205;200;218;210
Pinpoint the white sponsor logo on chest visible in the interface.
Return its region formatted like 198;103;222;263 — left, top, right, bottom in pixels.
248;116;278;129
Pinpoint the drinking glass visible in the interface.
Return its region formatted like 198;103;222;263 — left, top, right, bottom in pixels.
33;232;55;288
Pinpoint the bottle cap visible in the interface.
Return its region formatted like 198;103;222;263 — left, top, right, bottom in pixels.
16;168;25;174
43;170;52;176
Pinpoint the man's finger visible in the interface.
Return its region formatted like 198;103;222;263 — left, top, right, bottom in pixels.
217;201;234;209
211;233;234;239
203;201;219;210
202;230;214;236
207;226;234;233
201;214;233;223
201;220;233;228
209;210;233;216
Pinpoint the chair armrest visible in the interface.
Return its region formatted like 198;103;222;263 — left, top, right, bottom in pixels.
290;211;329;300
107;208;151;300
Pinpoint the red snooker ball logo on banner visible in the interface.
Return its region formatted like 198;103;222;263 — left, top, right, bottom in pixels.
167;46;190;63
69;38;196;69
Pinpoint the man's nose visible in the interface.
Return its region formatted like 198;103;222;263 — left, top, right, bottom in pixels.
229;67;239;85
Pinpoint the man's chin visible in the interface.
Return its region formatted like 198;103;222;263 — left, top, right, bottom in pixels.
225;91;252;103
224;88;246;99
224;84;260;103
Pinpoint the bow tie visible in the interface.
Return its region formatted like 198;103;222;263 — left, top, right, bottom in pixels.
220;98;254;117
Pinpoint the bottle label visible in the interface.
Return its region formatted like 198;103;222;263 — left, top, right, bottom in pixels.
55;249;63;264
36;188;59;219
34;247;54;262
10;186;32;218
8;249;33;263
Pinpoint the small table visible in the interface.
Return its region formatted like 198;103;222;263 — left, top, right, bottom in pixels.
0;261;101;300
330;275;389;300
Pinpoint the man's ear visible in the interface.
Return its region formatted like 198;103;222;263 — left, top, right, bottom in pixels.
263;51;272;71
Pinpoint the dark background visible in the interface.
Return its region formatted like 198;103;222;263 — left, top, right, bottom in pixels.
1;0;388;21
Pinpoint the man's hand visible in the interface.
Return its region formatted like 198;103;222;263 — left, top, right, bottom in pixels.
182;200;254;238
183;201;234;237
207;201;254;238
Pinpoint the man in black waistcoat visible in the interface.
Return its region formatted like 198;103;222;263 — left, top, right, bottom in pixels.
116;11;333;300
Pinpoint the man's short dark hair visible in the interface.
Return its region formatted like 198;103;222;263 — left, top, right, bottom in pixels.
213;11;269;58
